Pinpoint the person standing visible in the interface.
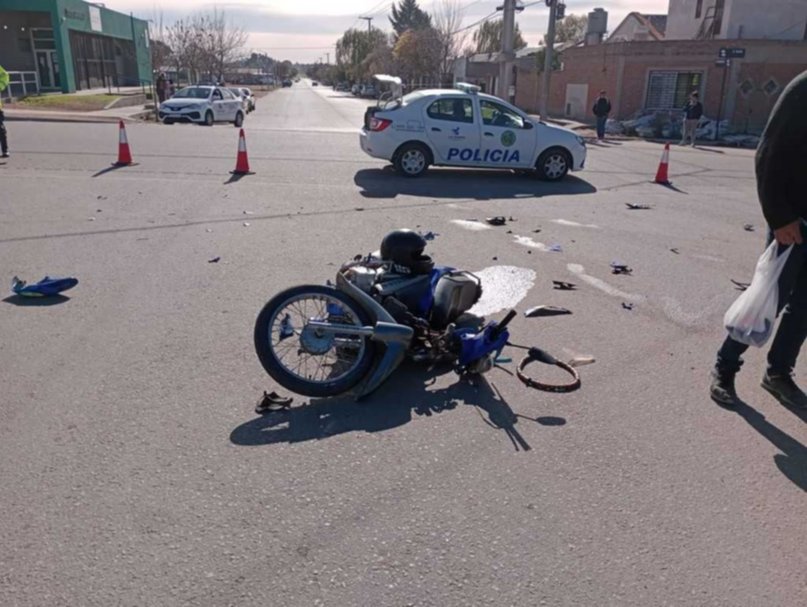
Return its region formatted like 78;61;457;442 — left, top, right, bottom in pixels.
681;91;703;146
155;71;167;104
710;70;807;409
0;64;9;158
592;90;611;141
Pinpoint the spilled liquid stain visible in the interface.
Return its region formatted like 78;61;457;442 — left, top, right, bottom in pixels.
469;266;537;316
451;219;492;231
513;235;550;252
552;219;600;229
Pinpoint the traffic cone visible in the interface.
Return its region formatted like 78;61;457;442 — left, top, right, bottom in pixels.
115;120;133;166
654;143;671;185
231;129;253;175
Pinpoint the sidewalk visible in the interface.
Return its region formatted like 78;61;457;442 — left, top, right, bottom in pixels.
4;105;151;124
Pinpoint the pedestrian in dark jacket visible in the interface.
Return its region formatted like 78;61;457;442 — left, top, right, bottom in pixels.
710;70;807;409
0;64;9;158
681;91;703;146
592;90;611;140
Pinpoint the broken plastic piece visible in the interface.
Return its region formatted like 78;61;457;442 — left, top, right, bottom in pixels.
552;281;577;291
12;276;78;298
243;222;251;227
255;390;294;413
208;257;221;263
611;262;633;275
626;203;652;210
548;244;563;253
486;216;507;226
524;305;572;318
622;302;635;311
743;224;755;232
670;248;680;254
568;356;596;368
421;231;439;241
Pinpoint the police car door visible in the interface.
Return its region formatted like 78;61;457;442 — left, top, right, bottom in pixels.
478;99;536;168
423;97;481;165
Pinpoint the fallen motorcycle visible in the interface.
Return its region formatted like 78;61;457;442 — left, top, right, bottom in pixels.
254;230;580;399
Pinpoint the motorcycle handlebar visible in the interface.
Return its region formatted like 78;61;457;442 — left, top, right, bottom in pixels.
490;309;517;340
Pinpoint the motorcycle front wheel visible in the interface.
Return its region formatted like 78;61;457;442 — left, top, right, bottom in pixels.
254;285;376;397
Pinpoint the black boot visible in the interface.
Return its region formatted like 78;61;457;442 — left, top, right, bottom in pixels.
761;373;807;409
710;370;739;407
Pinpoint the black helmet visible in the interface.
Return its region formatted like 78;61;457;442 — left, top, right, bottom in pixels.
380;229;434;274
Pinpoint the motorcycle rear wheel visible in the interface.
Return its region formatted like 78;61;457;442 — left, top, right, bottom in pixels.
254;285;376;397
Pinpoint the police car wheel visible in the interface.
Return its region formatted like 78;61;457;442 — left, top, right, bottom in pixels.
234;111;244;127
537;147;571;181
204;111;214;127
394;143;430;178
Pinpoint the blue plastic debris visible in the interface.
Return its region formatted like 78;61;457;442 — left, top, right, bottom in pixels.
12;276;78;297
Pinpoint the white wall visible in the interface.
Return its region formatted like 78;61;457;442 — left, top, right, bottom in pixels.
725;0;807;40
666;0;807;40
608;15;657;42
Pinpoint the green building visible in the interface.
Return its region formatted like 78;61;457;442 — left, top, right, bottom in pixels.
0;0;152;96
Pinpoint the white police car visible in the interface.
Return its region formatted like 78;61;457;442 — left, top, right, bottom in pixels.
159;85;245;127
360;76;586;180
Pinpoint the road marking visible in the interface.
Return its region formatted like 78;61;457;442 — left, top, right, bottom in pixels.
567;263;643;301
552;219;600;229
469;266;536;316
451;219;492;231
513;235;550;251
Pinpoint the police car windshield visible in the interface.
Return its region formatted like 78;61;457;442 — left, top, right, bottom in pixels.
174;87;211;99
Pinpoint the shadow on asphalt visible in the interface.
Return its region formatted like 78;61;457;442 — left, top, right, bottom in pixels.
2;294;70;306
354;167;597;200
230;364;564;452
92;163;139;178
729;399;807;492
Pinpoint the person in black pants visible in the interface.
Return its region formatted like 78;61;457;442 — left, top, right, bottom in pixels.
0;109;8;158
681;91;703;146
711;70;807;409
592;90;611;141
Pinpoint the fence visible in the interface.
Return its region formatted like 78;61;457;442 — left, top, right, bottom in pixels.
2;71;40;100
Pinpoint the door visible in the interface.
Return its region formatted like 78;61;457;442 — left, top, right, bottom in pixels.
36;51;56;89
211;88;229;120
477;98;536;168
565;84;588;120
423;96;481;165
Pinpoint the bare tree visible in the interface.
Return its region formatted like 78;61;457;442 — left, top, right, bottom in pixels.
198;8;248;82
432;0;467;85
166;18;205;83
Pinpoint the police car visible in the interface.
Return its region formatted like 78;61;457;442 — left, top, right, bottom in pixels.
360;76;586;180
159;85;245;127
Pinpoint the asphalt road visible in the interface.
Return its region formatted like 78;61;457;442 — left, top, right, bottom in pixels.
1;80;804;606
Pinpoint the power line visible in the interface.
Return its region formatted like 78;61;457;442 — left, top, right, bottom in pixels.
451;9;499;35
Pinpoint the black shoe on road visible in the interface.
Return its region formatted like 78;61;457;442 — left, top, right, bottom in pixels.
710;371;739;407
761;373;807;409
0;153;8;158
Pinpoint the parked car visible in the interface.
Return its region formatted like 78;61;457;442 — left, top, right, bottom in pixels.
360;84;378;99
159;85;245;127
282;79;292;87
360;81;587;181
351;84;361;96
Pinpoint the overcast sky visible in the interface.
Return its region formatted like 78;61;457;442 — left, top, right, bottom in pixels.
100;0;671;63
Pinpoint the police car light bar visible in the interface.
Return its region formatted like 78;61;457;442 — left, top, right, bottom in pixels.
454;82;481;95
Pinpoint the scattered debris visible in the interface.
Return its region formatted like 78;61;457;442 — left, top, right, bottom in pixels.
96;195;107;200
552;281;577;291
255;390;294;413
743;224;755;232
495;356;513;364
626;203;652;210
611;262;633;275
532;228;542;233
670;248;680;254
243;210;253;215
548;244;563;253
622;302;635;311
88;217;96;221
421;231;439;241
208;257;221;263
731;279;751;291
506;230;513;234
508;216;516;222
96;209;102;213
486;216;507;226
206;228;213;233
243;222;251;227
568;356;596;368
12;275;78;297
355;207;365;211
492;256;498;261
525;305;572;318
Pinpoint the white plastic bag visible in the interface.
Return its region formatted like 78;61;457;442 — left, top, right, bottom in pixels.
724;241;793;347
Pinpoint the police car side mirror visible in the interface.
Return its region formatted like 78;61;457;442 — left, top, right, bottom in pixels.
523;121;534;130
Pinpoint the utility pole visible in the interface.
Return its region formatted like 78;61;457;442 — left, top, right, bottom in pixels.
326;52;330;65
497;0;517;101
360;16;373;34
540;0;558;118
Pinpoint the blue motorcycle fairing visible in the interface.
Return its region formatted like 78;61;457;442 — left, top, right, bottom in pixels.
416;266;454;316
457;323;510;367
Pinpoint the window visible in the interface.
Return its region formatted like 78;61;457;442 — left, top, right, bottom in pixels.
763;79;780;96
740;79;754;96
645;71;703;110
427;98;474;123
695;0;703;19
479;99;525;129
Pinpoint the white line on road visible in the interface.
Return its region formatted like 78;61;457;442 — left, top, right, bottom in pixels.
567;263;644;301
552;219;600;229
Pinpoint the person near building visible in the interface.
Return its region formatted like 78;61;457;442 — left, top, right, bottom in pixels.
156;72;167;103
0;64;9;158
592;90;611;141
681;91;703;146
710;70;807;409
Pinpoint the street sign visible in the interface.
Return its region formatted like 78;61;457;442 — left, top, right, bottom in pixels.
719;47;746;59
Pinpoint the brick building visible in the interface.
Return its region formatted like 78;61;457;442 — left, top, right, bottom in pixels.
515;39;807;134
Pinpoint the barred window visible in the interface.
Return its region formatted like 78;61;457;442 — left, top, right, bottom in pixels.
645;71;703;110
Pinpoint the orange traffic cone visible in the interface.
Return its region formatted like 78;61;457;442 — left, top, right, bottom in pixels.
654;143;671;185
231;129;253;175
115;120;133;166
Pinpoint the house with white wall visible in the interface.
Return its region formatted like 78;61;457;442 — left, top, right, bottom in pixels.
666;0;807;40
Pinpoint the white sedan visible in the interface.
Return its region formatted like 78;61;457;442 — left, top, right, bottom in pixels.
360;79;586;180
159;85;245;127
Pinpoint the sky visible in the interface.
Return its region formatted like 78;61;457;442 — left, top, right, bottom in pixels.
100;0;671;63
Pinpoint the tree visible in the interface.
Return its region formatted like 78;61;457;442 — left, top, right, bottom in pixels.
200;8;248;81
336;28;391;82
554;14;588;44
394;27;442;86
473;19;527;54
389;0;432;38
431;0;467;85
